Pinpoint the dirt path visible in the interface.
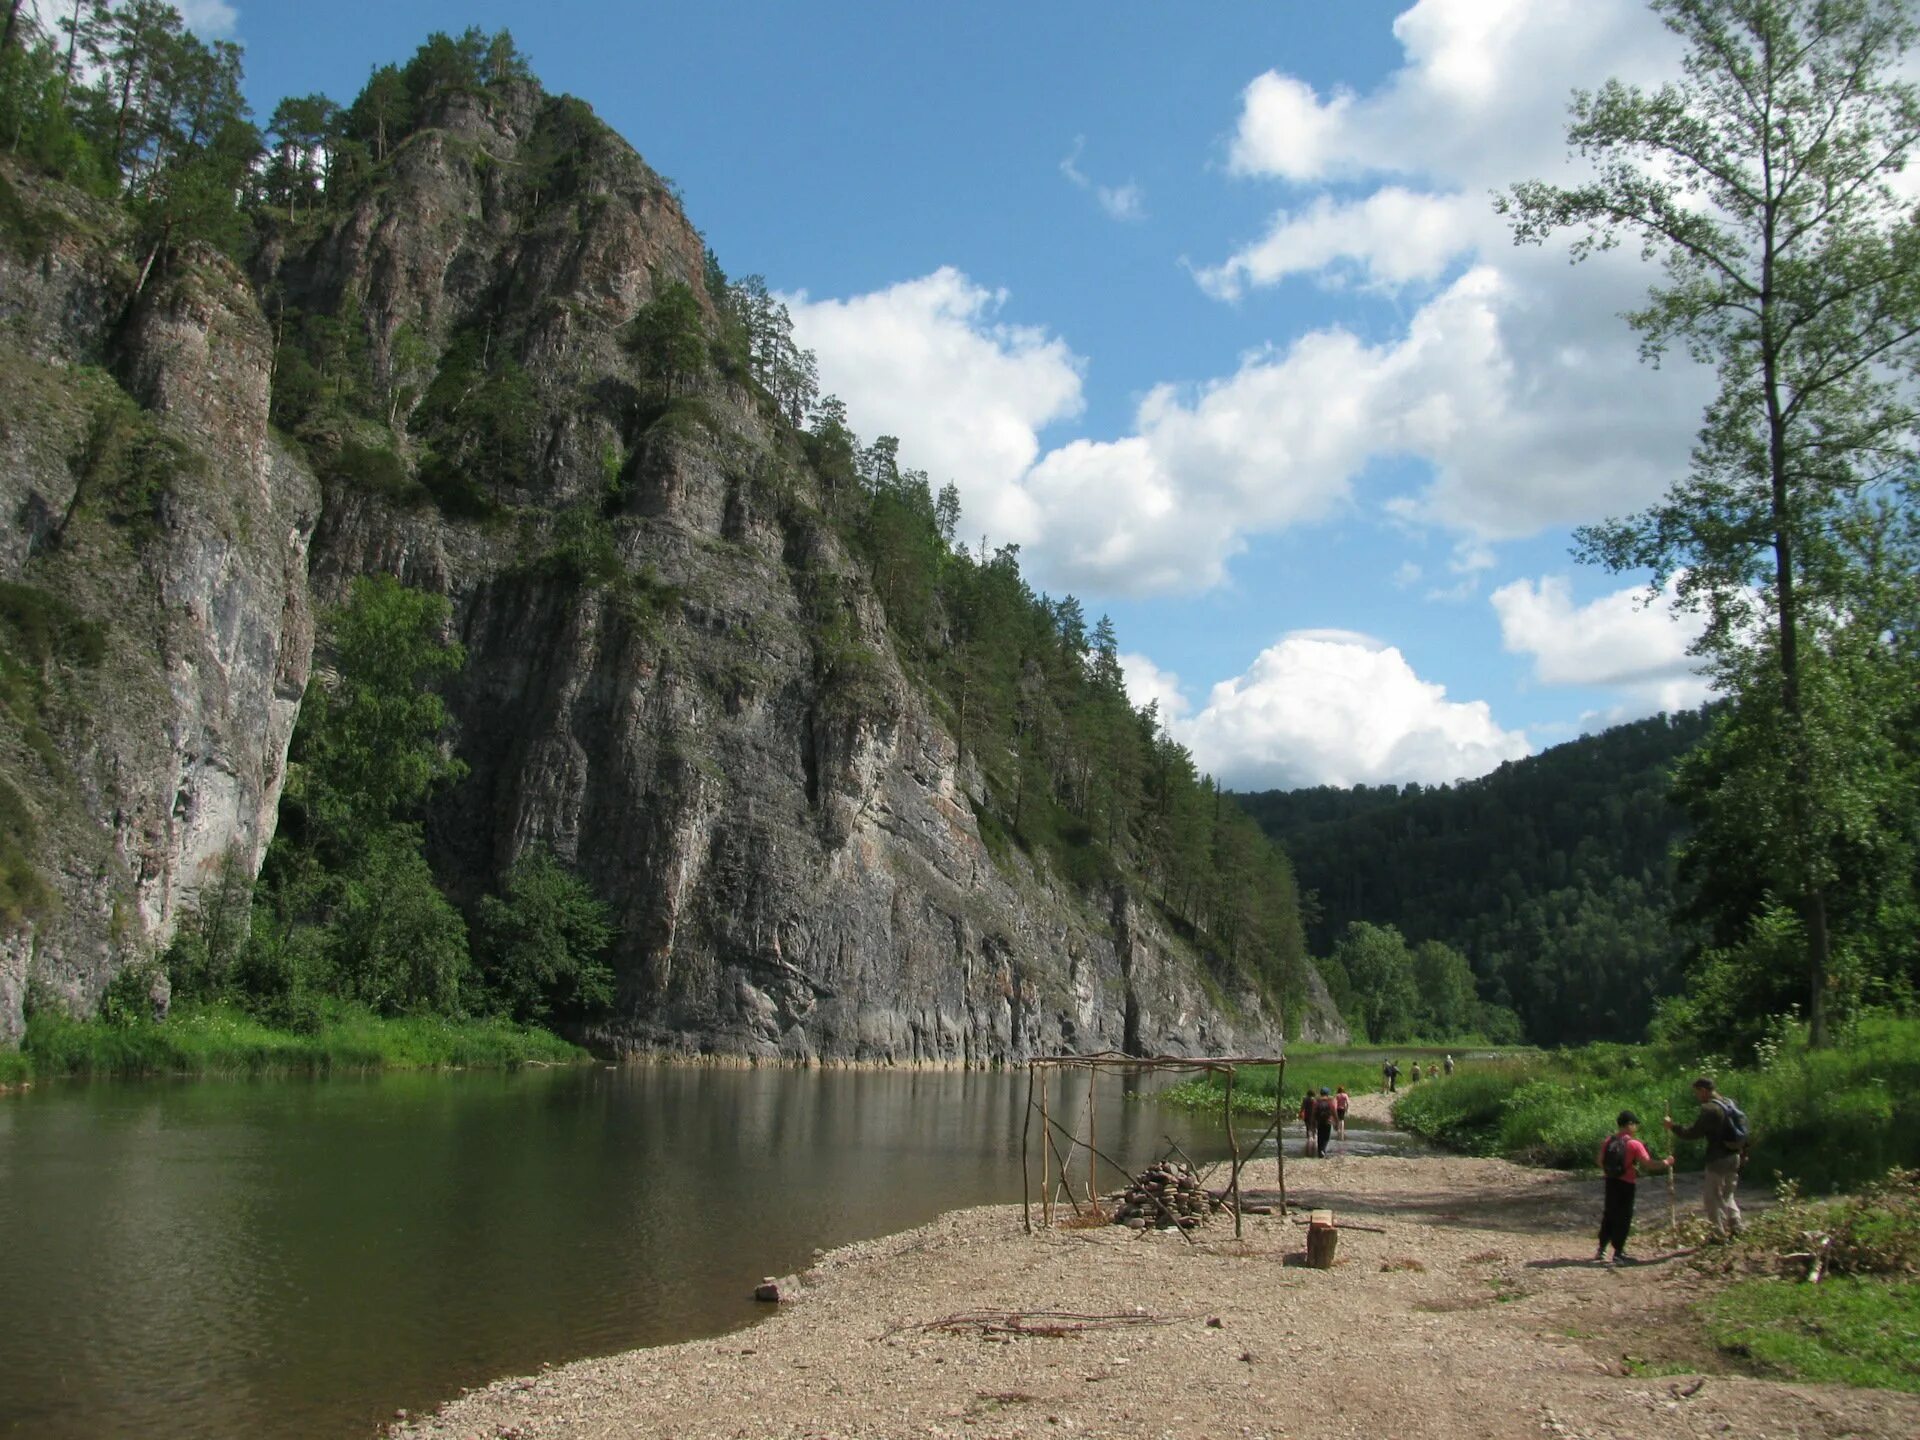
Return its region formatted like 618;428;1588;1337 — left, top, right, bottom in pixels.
395;1129;1918;1440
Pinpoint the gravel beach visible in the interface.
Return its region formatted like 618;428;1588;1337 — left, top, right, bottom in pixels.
393;1093;1919;1440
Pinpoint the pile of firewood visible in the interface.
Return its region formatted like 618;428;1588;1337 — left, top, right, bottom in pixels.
1109;1162;1222;1229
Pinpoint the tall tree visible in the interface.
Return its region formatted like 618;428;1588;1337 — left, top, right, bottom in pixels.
1503;0;1920;1044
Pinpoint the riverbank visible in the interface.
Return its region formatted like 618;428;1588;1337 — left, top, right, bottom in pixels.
3;1002;587;1083
392;1132;1919;1440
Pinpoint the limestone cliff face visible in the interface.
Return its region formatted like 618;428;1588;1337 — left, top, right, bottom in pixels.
0;164;318;1043
0;86;1312;1059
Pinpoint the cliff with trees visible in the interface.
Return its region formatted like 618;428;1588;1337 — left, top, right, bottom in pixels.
0;9;1338;1059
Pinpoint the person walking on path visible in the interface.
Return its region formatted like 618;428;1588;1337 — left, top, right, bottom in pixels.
1596;1110;1671;1264
1383;1060;1399;1094
1411;1061;1423;1084
1664;1077;1749;1239
1314;1087;1336;1159
1443;1054;1454;1077
1334;1085;1349;1141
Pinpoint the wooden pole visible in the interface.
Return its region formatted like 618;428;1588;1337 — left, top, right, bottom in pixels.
1041;1071;1052;1227
1226;1066;1242;1239
1275;1058;1288;1216
1665;1098;1677;1232
1022;1062;1035;1234
1086;1062;1101;1216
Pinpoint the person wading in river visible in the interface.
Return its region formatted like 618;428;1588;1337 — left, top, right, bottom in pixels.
1314;1087;1336;1158
1334;1085;1350;1142
1300;1089;1319;1157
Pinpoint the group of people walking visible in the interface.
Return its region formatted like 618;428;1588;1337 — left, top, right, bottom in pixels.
1380;1053;1453;1093
1289;1062;1749;1265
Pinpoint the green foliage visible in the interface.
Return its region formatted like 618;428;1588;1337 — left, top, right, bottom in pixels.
527;506;623;587
1391;1017;1920;1192
69;388;204;540
321;437;423;505
476;848;616;1023
1504;0;1920;1046
99;959;162;1027
287;575;466;861
231;576;477;1023
16;1000;583;1079
1715;1168;1920;1280
1240;710;1714;1045
624;280;710;395
1333;922;1422;1043
0;776;52;926
325;827;470;1014
409;327;536;514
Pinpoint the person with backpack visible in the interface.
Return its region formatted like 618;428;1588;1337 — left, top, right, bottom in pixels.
1334;1085;1350;1141
1595;1110;1671;1264
1664;1076;1749;1238
1411;1061;1423;1084
1382;1059;1399;1093
1443;1053;1455;1077
1314;1087;1336;1158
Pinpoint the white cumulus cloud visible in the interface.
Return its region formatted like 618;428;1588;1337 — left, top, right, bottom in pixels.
1127;631;1530;791
784;268;1085;546
791;2;1718;599
1491;574;1714;715
1196;188;1483;299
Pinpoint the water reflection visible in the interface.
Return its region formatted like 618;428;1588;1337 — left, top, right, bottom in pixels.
0;1065;1247;1440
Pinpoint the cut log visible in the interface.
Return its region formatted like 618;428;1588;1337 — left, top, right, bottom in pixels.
1306;1210;1338;1269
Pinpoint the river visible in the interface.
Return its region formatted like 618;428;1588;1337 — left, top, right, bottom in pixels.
0;1063;1429;1438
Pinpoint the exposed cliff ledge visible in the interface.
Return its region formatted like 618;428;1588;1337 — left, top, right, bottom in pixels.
0;163;317;1044
0;77;1332;1057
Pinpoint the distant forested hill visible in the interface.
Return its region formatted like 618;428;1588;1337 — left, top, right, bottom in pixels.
1236;710;1717;1046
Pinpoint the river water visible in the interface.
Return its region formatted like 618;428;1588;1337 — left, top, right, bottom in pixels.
0;1064;1429;1439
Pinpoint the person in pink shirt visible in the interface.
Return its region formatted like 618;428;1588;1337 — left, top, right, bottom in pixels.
1596;1110;1672;1264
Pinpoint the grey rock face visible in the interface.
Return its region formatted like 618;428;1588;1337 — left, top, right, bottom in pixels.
0;172;318;1041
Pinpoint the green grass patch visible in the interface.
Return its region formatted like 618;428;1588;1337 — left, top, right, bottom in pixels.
16;1001;587;1080
1703;1278;1920;1392
1384;1017;1920;1192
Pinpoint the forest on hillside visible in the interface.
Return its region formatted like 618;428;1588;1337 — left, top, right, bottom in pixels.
1238;711;1715;1047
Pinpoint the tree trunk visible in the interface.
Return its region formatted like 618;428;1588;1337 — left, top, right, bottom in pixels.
1806;885;1831;1048
2;0;26;57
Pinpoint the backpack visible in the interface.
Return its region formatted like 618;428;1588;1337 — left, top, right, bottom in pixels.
1601;1133;1630;1179
1315;1095;1335;1123
1714;1097;1750;1149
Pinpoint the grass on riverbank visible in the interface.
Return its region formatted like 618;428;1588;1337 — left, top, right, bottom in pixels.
1695;1168;1920;1392
7;1001;587;1081
1703;1278;1920;1392
1388;1015;1920;1193
1160;1044;1524;1117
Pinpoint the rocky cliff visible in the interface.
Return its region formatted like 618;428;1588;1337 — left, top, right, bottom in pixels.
0;82;1344;1057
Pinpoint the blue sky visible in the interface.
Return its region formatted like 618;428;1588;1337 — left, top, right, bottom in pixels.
195;0;1718;790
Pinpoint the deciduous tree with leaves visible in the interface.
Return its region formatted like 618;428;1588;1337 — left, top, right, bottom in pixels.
1503;0;1920;1045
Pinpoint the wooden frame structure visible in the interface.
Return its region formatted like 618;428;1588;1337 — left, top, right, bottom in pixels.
1022;1051;1289;1239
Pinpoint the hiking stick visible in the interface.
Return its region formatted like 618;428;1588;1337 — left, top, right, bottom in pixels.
1664;1101;1677;1231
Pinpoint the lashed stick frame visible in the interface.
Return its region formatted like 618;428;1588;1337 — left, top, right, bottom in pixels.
1022;1052;1288;1240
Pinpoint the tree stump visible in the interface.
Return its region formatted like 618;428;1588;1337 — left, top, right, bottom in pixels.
1306;1209;1338;1269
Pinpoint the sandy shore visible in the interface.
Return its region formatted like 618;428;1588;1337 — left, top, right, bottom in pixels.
394;1094;1919;1440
